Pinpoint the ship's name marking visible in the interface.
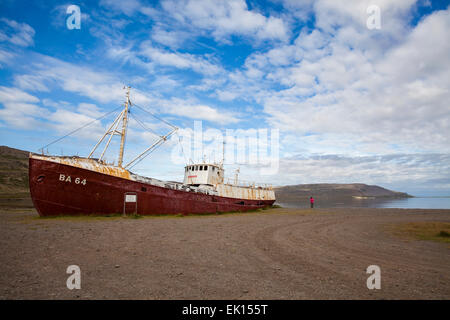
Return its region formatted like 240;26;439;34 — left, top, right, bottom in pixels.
59;174;87;185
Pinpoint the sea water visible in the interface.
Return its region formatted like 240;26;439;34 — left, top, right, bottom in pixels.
277;197;450;209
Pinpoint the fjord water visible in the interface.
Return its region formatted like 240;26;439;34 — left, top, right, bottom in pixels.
277;197;450;209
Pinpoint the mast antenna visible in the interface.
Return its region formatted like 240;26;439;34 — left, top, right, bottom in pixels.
118;85;131;167
88;86;178;169
221;139;225;167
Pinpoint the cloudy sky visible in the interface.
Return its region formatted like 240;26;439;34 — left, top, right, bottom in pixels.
0;0;449;196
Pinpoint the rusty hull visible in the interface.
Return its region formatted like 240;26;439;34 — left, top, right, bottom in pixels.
29;155;275;216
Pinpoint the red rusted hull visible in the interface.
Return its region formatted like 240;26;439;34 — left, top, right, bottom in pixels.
29;157;275;216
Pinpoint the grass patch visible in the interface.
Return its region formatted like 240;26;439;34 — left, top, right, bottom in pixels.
18;205;290;221
389;221;450;245
438;230;450;238
36;213;123;221
0;193;31;200
258;207;335;216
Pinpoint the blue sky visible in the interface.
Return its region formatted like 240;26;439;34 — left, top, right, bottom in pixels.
0;0;449;196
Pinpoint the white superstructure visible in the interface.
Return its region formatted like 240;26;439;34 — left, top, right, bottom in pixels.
183;163;275;201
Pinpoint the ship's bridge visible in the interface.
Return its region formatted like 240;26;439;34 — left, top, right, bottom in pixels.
183;163;224;186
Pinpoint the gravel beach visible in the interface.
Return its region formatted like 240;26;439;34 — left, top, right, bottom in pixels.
0;207;449;299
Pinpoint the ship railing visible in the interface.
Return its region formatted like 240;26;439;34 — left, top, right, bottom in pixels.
224;178;272;190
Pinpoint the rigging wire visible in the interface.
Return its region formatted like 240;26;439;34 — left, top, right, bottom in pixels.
175;131;188;165
39;98;187;169
127;110;183;168
129;111;163;138
132;103;178;129
38;105;124;153
132;103;189;166
127;141;165;170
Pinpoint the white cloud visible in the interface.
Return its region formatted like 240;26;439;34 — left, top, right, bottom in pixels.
0;86;44;128
13;54;140;104
151;26;190;49
216;90;239;102
0;18;35;47
139;42;222;76
271;153;450;195
0;85;108;141
1;0;449;192
278;0;315;21
313;0;416;37
0;85;38;103
214;5;450;155
160;0;290;42
101;0;289;48
41;98;72;111
8;51;238;128
47;108;105;141
154;97;241;124
0;48;15;67
99;0;142;16
77;103;104;118
50;4;91;29
14;74;50;92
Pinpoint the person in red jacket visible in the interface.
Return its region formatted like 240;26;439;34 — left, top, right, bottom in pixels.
310;196;314;209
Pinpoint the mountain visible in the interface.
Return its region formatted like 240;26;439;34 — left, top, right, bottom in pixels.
0;146;30;196
274;183;412;203
0;145;413;203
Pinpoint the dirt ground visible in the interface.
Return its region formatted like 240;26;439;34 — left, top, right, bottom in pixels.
0;207;449;300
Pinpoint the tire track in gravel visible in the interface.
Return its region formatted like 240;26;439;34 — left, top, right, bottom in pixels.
251;210;450;299
252;218;367;299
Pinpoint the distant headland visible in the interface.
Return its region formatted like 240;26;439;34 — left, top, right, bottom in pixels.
275;183;413;203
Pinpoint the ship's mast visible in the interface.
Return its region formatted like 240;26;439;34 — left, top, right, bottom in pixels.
118;86;131;167
88;86;178;169
221;140;225;168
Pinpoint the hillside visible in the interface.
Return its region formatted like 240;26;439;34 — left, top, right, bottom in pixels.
0;145;412;204
0;146;30;196
275;183;412;203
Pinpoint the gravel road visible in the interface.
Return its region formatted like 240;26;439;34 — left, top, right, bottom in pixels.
0;207;449;299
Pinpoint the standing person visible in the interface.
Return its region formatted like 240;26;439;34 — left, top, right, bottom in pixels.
310;196;314;209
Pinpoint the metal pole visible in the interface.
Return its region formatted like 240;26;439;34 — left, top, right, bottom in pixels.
124;128;178;169
99;110;124;161
222;140;225;166
118;86;131;167
88;110;123;159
